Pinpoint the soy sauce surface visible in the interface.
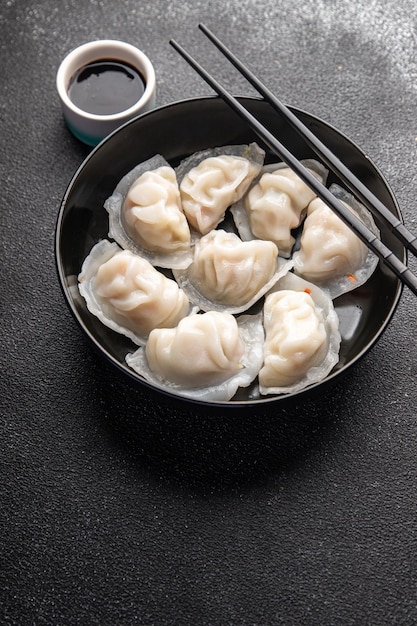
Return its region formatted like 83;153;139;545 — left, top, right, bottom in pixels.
68;59;146;115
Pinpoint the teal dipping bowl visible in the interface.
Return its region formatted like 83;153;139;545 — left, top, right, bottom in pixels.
56;39;156;146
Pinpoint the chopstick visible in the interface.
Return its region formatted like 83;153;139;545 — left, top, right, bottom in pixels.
197;23;417;259
169;32;417;297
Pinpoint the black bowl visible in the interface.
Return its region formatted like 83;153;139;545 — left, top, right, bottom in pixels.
55;96;404;413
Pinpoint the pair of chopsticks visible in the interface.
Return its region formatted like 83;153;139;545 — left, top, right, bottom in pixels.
170;24;417;297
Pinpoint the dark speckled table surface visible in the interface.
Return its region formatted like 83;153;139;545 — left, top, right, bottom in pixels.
2;1;417;624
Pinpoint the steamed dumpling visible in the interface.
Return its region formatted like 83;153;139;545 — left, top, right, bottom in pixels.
177;143;265;234
174;229;293;314
122;165;191;255
292;185;379;298
231;160;328;257
259;272;341;395
78;240;191;345
187;229;278;304
145;311;245;387
260;290;327;390
105;154;193;269
294;197;367;282
126;311;265;402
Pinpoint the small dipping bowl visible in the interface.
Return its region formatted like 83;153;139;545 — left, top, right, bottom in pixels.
56;40;156;146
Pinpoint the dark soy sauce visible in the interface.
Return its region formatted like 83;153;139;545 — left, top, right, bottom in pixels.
68;59;146;115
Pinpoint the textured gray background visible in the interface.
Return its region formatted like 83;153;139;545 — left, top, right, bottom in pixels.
1;1;417;624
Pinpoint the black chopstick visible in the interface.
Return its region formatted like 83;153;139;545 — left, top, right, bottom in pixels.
169;37;417;297
197;23;417;259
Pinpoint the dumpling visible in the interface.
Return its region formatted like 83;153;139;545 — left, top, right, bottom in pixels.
231;160;328;257
105;154;193;269
78;239;191;345
174;229;293;314
292;184;379;298
126;311;264;402
145;311;245;386
123;166;190;253
176;143;265;234
259;272;341;395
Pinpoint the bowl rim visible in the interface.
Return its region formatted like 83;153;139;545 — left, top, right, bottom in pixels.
55;95;405;409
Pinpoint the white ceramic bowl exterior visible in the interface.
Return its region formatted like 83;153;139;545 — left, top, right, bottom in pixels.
56;40;156;146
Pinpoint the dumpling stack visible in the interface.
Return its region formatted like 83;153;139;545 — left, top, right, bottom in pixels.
78;143;379;402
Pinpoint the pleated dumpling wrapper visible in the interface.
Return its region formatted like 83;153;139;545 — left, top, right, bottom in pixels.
231;159;328;258
176;143;265;235
292;184;380;299
78;240;192;346
174;229;293;314
104;154;193;269
259;273;341;395
126;311;264;402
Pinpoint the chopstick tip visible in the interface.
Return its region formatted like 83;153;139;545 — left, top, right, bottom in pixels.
198;23;212;36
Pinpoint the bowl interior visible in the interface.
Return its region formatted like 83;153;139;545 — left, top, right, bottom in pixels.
55;96;404;408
